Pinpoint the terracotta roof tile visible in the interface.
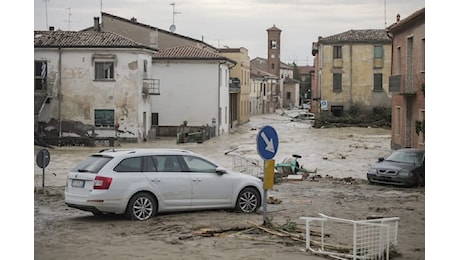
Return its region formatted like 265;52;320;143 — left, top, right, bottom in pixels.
34;30;156;50
387;7;425;32
153;45;231;61
319;29;391;44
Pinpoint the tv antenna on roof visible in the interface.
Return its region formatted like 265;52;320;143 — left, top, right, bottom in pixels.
169;3;181;32
43;0;49;29
65;7;72;30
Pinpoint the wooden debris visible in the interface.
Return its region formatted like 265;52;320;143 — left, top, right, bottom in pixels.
192;225;252;237
267;195;282;204
186;220;345;252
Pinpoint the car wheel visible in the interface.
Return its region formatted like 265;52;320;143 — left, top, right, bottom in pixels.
125;192;157;221
416;173;425;188
235;187;260;213
367;177;375;185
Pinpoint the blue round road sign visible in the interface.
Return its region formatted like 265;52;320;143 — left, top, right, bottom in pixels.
257;125;279;160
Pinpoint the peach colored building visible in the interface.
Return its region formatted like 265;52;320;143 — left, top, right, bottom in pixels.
387;8;425;149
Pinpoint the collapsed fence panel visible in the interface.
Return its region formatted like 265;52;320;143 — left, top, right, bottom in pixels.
225;150;264;178
300;213;400;260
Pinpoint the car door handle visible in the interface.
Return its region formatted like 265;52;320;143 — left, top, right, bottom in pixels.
192;178;202;182
150;178;160;183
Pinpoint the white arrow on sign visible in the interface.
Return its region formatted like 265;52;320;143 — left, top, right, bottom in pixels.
261;132;275;153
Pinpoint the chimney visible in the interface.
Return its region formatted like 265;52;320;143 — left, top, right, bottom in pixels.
130;17;137;22
49;26;54;31
94;17;100;31
396;14;400;22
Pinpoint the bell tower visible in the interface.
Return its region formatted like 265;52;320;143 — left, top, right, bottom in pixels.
267;25;281;77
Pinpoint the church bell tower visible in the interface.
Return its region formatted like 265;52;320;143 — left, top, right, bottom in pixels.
267;25;281;78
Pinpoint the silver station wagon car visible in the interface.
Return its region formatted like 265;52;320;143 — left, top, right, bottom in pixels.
65;149;264;220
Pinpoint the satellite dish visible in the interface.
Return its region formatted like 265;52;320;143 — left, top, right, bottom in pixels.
169;24;176;32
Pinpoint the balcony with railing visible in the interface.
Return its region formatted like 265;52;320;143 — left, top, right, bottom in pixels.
229;77;241;93
389;75;416;95
143;79;160;95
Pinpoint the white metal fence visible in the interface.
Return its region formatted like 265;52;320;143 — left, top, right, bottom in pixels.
300;213;400;260
226;150;264;178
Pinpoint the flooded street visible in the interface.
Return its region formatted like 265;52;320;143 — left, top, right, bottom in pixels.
34;112;427;260
34;112;391;187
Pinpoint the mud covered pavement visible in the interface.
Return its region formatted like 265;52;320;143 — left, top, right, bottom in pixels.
34;112;425;259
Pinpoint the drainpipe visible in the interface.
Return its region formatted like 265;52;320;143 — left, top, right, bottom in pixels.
217;62;222;136
349;42;353;105
58;48;62;137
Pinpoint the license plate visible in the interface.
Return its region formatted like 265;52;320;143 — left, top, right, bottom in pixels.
71;179;85;188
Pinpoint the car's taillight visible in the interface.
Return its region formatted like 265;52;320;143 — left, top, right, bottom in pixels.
94;176;112;190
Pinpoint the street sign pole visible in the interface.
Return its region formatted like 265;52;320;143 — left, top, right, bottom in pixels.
263;163;267;223
263;159;275;224
256;126;278;225
36;149;51;188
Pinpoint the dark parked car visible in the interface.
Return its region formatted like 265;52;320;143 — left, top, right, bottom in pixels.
367;148;425;188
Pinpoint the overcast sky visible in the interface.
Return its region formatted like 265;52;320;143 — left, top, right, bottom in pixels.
34;0;424;65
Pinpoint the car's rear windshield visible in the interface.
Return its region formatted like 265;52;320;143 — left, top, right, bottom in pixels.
71;154;113;173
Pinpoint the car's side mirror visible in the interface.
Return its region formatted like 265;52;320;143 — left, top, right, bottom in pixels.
378;157;384;162
216;166;227;175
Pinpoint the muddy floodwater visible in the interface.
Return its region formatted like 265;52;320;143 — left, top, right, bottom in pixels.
34;112;427;260
34;112;392;187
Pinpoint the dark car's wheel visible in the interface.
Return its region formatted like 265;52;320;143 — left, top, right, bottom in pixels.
416;173;425;187
125;192;157;221
367;177;376;185
235;187;260;213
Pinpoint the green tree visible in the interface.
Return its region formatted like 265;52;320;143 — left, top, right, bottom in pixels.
292;62;301;81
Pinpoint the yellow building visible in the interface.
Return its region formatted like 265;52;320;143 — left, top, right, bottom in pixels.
312;29;392;116
219;47;251;126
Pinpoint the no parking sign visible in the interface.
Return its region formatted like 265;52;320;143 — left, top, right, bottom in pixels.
321;100;328;110
36;149;50;187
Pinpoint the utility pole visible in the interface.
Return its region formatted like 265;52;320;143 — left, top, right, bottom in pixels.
384;0;387;27
44;0;49;29
169;3;181;32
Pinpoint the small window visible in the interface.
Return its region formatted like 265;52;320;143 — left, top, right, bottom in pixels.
373;73;383;91
395;106;401;136
333;73;342;91
374;46;383;59
182;156;217;173
35;61;47;90
421;39;425;72
95;109;114;127
287;92;291;100
331;105;344;117
156;155;182;172
270;40;277;49
143;79;160;95
419;110;425;145
114;157;142;172
396;47;401;74
333;46;342;59
151;113;159;126
145;156;158;172
95;62;114;80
